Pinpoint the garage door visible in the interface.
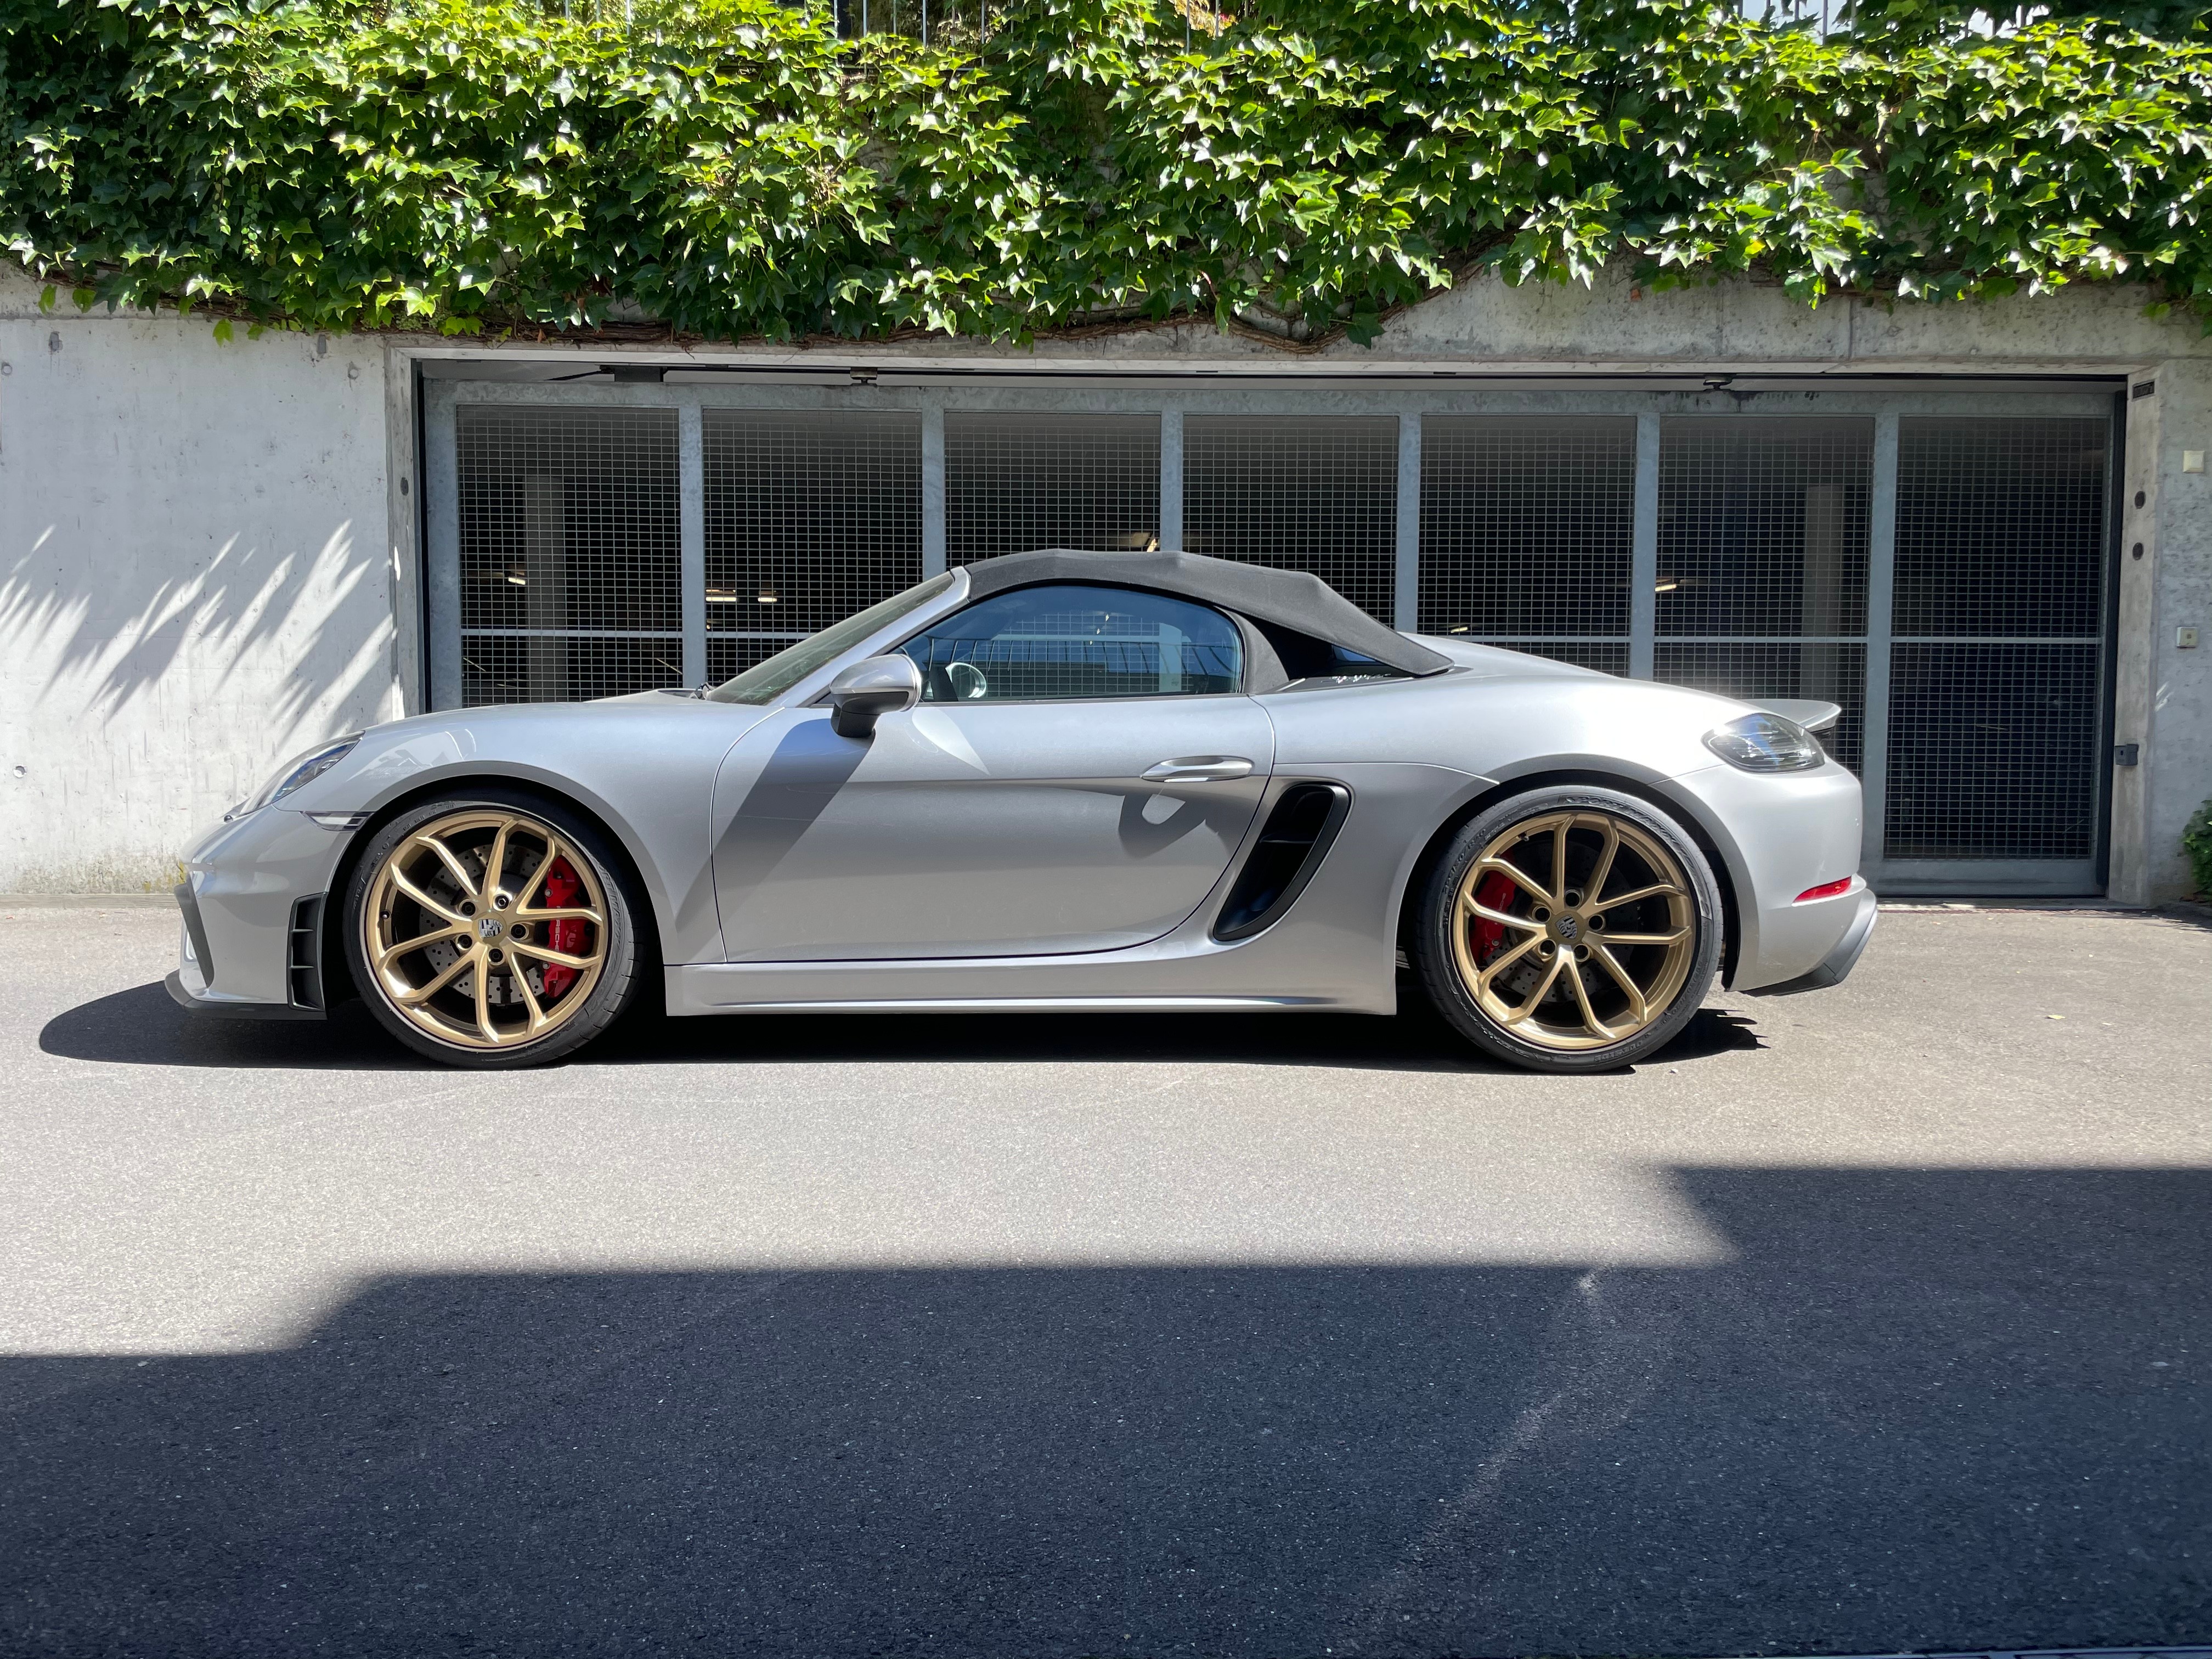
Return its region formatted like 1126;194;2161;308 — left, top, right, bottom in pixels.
425;381;2115;894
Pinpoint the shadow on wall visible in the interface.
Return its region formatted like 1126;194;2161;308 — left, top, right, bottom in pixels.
2;1169;2205;1657
0;520;392;740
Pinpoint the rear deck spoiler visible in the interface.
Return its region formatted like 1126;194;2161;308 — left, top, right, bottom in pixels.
1750;698;1842;733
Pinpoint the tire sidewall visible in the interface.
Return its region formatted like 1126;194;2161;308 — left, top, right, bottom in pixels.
345;788;641;1068
1418;785;1724;1073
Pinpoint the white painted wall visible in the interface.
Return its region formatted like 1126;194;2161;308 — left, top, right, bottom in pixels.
0;269;399;892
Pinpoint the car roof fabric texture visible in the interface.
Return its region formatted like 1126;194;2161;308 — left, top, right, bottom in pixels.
958;549;1453;677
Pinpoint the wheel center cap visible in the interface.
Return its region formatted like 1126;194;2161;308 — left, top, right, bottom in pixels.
477;916;503;943
1549;913;1581;944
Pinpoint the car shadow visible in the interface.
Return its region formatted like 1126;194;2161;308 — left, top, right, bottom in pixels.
38;984;436;1072
3;1167;2204;1657
40;984;1764;1074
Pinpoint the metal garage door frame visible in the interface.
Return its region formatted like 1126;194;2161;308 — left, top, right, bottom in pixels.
421;376;2118;895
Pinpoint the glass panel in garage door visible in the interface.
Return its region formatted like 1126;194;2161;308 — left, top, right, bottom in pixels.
947;413;1160;563
702;411;922;684
1419;415;1634;674
1656;417;1873;775
1183;416;1398;621
1883;418;2108;864
454;407;681;704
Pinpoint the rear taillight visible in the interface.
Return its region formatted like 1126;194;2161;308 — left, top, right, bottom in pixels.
1795;877;1854;903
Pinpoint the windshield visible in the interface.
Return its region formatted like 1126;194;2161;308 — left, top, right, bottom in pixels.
704;572;958;705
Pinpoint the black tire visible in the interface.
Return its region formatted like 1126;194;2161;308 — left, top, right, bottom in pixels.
345;787;643;1068
1415;785;1723;1074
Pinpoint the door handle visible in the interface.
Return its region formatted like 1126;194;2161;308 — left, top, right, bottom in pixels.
1141;755;1255;783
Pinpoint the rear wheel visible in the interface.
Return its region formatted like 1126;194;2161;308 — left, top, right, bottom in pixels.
345;791;640;1067
1417;786;1722;1073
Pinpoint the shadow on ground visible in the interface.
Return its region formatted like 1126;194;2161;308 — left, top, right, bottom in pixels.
38;982;1765;1074
3;1169;2206;1657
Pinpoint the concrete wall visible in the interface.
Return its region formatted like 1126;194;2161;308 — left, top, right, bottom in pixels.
1372;266;2210;371
2;262;2208;899
2115;360;2212;903
0;270;399;892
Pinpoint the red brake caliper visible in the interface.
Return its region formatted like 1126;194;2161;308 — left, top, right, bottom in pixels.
1470;871;1517;965
540;857;584;1001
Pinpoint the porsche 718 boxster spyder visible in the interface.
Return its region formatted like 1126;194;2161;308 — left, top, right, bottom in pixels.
169;548;1874;1073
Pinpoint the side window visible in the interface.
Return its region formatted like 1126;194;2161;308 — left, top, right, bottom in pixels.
899;584;1243;702
1282;645;1403;690
1250;618;1406;690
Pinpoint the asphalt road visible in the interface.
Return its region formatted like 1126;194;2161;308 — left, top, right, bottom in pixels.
2;902;2208;1658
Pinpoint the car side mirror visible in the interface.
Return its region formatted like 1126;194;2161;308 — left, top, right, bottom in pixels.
826;654;923;740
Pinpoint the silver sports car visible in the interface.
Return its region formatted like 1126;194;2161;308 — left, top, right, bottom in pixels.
169;549;1874;1074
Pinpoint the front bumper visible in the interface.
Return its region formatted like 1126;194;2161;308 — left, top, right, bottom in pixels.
1743;887;1877;997
173;809;349;1015
166;968;324;1021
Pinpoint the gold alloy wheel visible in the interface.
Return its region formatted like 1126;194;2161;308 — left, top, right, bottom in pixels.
362;809;608;1051
1449;809;1696;1052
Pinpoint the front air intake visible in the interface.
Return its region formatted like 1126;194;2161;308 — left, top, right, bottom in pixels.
1212;783;1351;943
287;894;326;1010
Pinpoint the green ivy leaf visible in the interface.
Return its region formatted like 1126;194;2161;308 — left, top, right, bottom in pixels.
2;0;2208;346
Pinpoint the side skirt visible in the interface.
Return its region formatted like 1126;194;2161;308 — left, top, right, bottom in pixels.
665;951;1395;1019
687;995;1345;1015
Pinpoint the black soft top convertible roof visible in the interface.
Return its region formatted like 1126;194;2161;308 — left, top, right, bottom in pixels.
960;548;1452;678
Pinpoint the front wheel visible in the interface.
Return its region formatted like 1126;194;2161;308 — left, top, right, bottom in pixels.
345;790;641;1068
1416;787;1723;1074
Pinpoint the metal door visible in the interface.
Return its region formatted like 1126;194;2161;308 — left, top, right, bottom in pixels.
703;409;922;683
427;379;2116;894
1653;416;1874;778
1418;414;1636;673
1872;416;2110;893
709;697;1277;961
449;405;684;703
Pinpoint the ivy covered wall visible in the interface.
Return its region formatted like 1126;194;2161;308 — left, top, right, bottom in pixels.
2;0;2208;345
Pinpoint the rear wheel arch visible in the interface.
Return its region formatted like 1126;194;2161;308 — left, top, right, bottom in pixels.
1393;767;1743;990
1413;785;1724;1070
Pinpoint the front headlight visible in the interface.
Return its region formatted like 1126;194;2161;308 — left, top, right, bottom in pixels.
1703;712;1823;772
242;735;361;814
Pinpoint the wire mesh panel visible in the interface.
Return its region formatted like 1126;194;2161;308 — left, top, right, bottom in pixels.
1883;417;2109;863
1894;418;2108;638
1419;416;1635;668
1884;644;2102;860
1183;416;1398;620
460;637;689;706
455;406;682;704
1658;417;1872;639
703;410;923;685
1655;417;1873;772
946;413;1160;563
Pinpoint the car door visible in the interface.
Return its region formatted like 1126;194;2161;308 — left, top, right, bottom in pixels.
710;583;1276;961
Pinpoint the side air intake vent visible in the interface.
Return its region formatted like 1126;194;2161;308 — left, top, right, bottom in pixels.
287;894;326;1010
1212;784;1351;943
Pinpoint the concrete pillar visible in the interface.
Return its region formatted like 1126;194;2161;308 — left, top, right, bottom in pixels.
2111;360;2212;903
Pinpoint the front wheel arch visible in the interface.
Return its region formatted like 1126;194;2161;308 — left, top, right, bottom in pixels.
1392;768;1742;992
320;773;665;1012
